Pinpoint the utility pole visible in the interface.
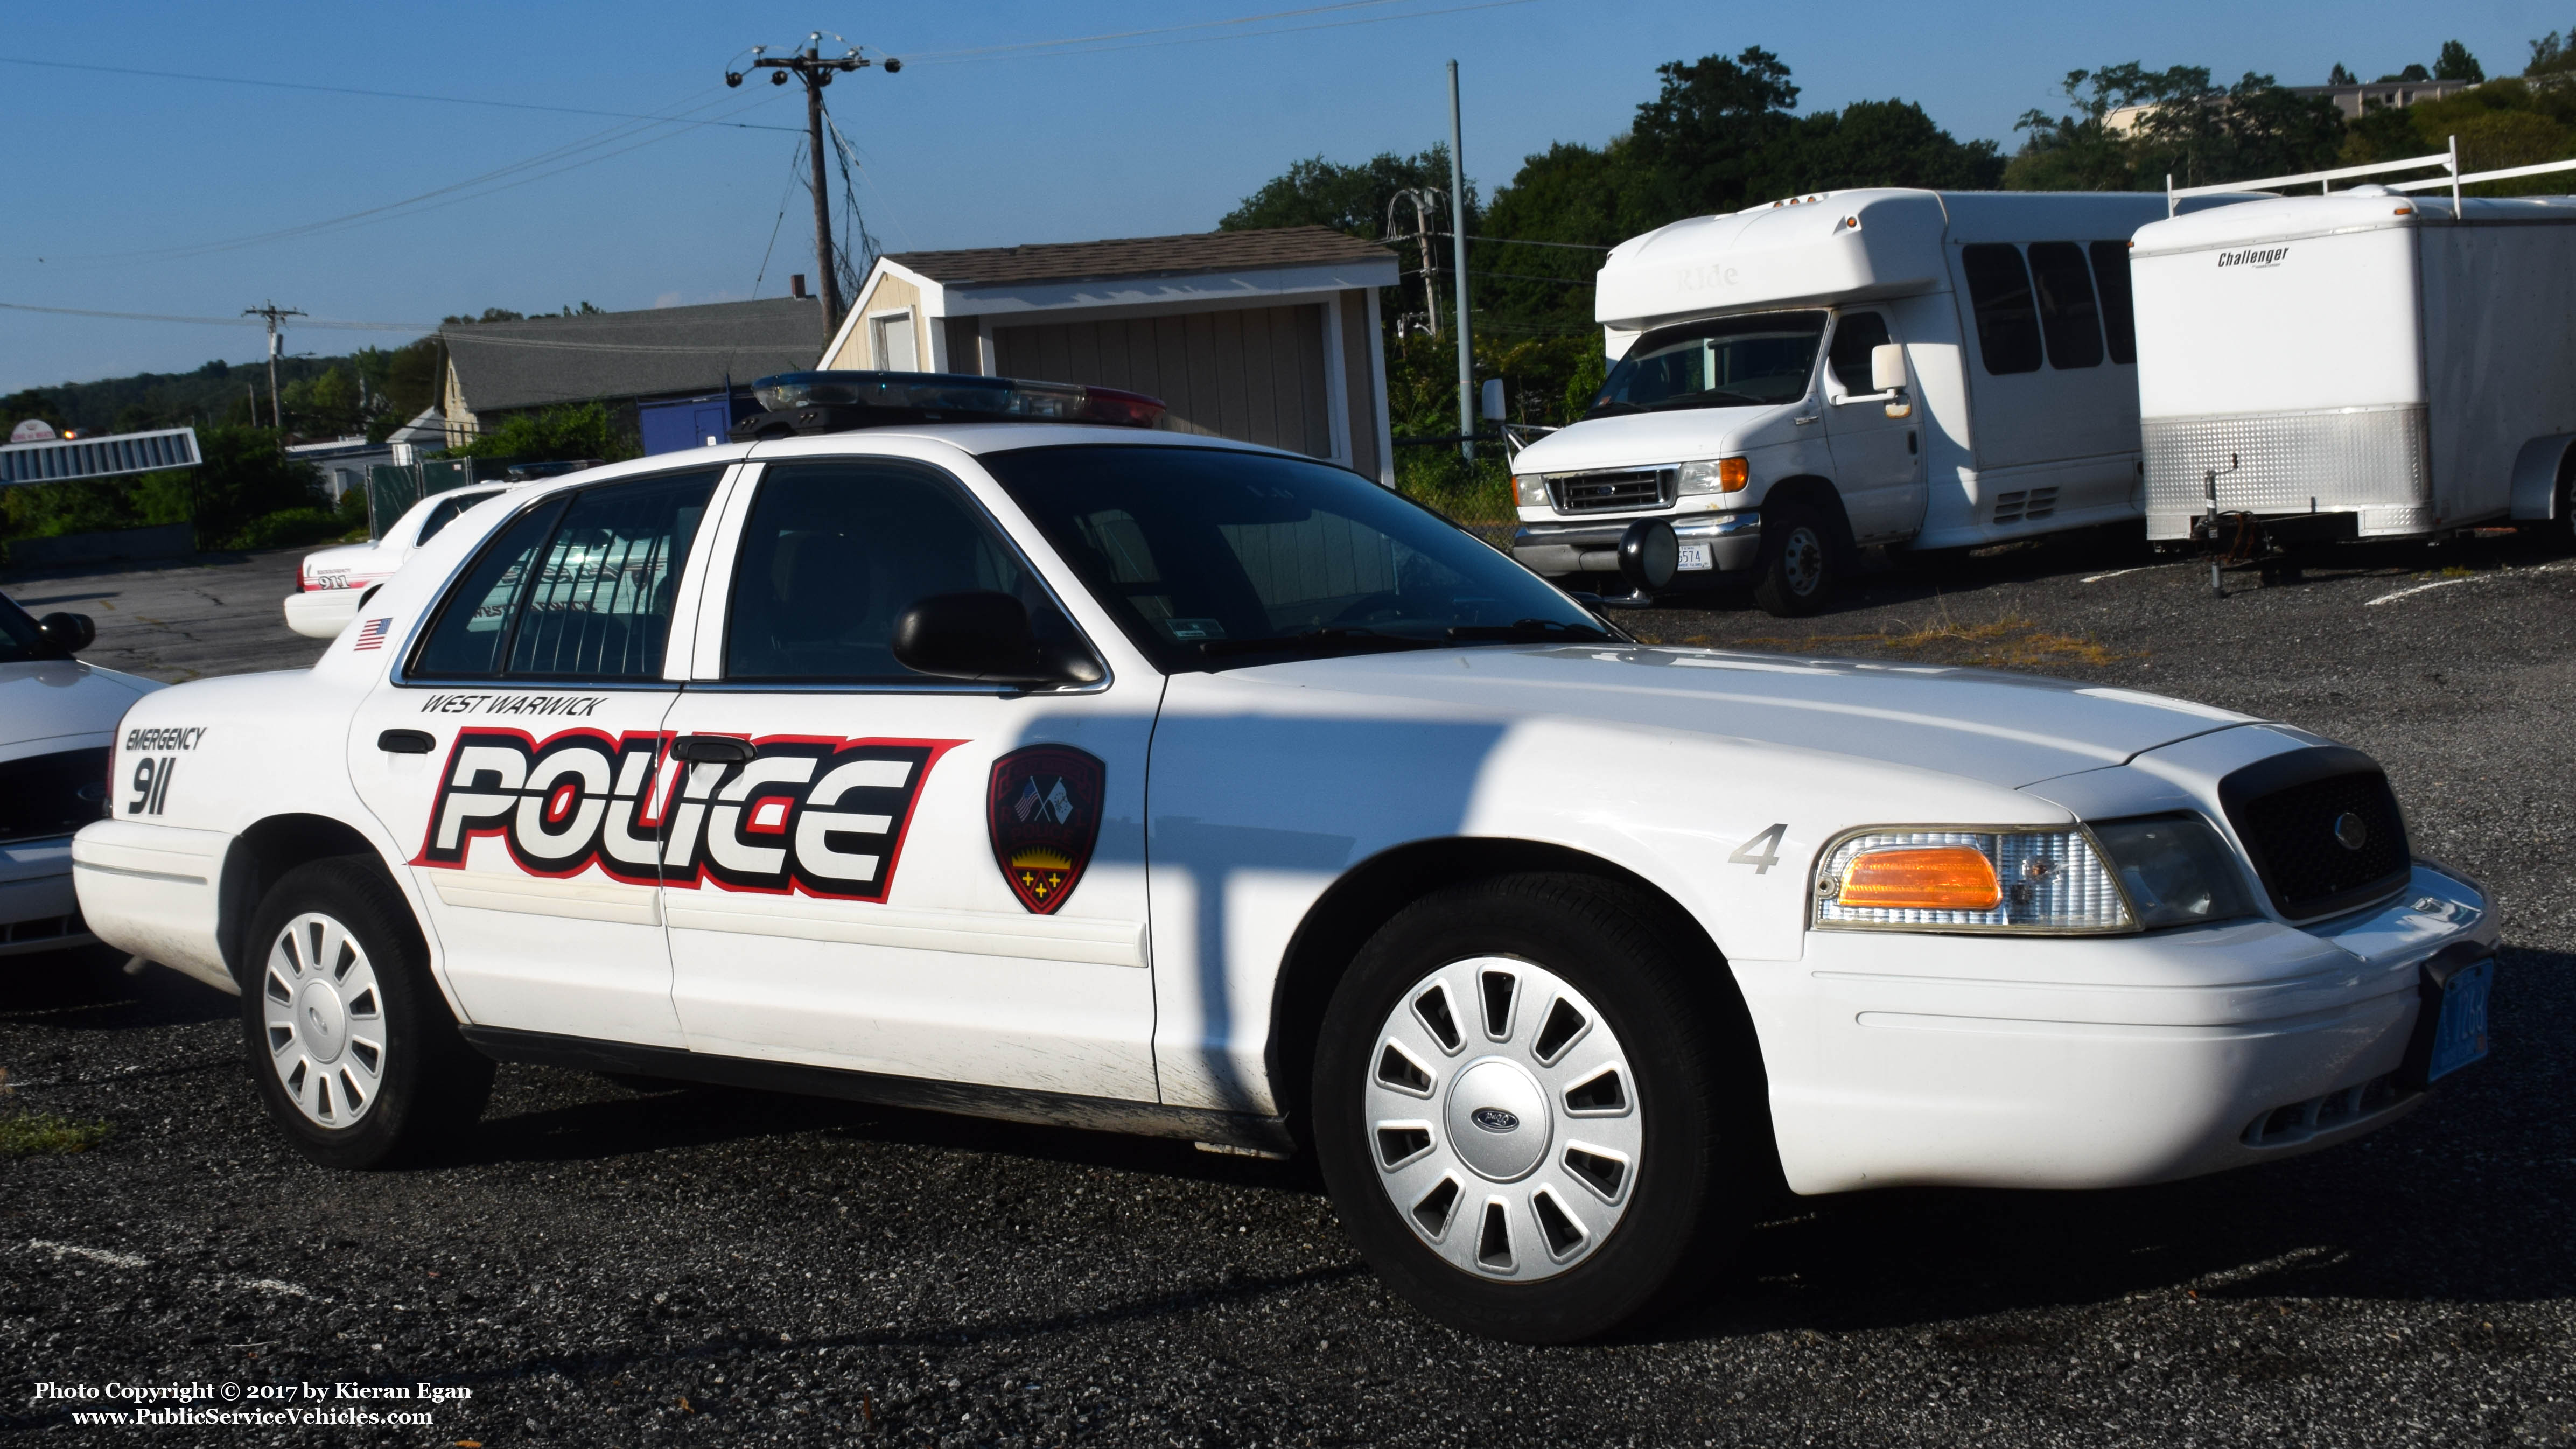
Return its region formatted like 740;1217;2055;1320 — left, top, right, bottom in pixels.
729;34;900;349
243;300;304;431
1384;188;1442;338
1446;60;1474;463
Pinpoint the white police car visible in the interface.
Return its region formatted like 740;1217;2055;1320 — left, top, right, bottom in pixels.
72;371;2496;1342
284;484;513;640
2;593;160;955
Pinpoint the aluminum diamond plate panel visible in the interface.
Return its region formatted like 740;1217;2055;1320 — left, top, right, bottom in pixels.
2144;405;2428;538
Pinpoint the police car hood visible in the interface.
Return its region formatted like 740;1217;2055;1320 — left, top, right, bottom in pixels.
1237;646;2256;788
0;659;161;758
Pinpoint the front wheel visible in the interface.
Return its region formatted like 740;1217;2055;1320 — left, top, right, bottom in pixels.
1751;501;1839;617
243;857;493;1169
1313;874;1755;1342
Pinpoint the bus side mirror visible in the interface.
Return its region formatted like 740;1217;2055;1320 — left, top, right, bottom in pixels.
1869;344;1908;394
1480;378;1506;423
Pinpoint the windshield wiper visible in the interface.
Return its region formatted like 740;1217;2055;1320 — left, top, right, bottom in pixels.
1447;617;1616;643
1196;627;1444;658
1642;389;1769;412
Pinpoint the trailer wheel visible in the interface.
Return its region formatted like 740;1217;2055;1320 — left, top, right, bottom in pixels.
1751;500;1838;617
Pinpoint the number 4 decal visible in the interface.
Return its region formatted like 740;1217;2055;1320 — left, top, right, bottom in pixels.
1728;822;1787;874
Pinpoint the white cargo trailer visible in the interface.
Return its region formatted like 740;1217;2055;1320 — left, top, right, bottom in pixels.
1507;188;2236;614
2132;190;2576;546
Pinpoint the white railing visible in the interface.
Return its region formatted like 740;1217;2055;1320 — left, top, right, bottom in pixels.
2167;141;2459;215
2167;134;2576;215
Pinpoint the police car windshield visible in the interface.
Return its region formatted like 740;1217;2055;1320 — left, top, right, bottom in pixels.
1585;309;1827;418
981;445;1612;670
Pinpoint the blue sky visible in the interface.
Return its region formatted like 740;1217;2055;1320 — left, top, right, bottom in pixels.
1;0;2551;393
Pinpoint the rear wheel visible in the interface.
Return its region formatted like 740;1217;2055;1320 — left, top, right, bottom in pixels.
1751;500;1840;617
243;857;492;1169
1313;873;1755;1343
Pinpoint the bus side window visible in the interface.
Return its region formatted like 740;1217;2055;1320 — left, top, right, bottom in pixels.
1961;243;2042;376
2027;242;2104;370
2089;241;2139;365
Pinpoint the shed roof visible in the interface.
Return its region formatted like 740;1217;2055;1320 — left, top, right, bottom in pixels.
443;297;821;414
885;226;1393;289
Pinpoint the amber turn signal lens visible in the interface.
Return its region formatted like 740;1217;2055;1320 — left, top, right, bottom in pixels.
1717;457;1749;492
1836;845;2000;911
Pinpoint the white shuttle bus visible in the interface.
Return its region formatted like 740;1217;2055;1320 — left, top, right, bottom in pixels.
1508;189;2198;614
2130;190;2576;550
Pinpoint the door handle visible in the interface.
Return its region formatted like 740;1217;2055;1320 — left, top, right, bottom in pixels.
670;734;757;765
377;729;436;754
1794;414;1820;426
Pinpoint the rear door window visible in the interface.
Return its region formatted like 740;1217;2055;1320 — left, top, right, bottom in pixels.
410;470;718;681
2026;242;2104;369
2090;241;2139;365
1960;243;2043;376
723;458;1074;683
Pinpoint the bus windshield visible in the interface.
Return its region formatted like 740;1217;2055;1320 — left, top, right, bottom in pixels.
1585;310;1827;418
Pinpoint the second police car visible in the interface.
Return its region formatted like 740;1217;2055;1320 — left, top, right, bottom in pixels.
72;371;2496;1343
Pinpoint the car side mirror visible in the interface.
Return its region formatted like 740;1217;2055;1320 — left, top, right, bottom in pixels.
37;611;95;655
891;592;1103;687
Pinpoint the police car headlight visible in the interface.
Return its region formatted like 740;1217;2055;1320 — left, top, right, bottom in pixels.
1814;828;2133;933
1813;818;2257;933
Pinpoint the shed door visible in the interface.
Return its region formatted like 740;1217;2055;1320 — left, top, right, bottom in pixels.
992;304;1334;458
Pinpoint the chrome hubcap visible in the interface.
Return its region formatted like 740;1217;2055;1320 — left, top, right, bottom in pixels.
1365;956;1640;1280
261;912;386;1128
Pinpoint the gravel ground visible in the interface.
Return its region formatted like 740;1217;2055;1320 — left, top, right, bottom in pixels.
3;536;2571;1447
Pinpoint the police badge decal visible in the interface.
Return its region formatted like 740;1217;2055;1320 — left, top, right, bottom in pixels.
986;745;1106;914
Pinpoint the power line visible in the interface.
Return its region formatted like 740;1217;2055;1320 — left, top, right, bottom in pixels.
0;54;802;132
0;301;430;330
32;88;774;268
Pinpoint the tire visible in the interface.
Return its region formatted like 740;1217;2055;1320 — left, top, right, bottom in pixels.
1312;873;1758;1343
1751;500;1839;617
242;857;493;1169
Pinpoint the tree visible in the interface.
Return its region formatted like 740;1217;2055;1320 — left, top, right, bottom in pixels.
2;389;68;435
2329;63;2357;85
2378;63;2434;82
1765;98;2004;198
2434;41;2486;83
447;402;638;463
2531;27;2576;76
191;425;326;547
2006;62;2342;190
1219;147;1468;240
1626;47;1803;220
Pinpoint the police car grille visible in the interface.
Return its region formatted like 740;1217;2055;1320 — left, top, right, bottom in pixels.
1548;469;1674;514
0;746;109;844
2227;768;2409;921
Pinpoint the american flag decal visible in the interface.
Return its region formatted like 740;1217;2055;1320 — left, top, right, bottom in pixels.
353;618;393;651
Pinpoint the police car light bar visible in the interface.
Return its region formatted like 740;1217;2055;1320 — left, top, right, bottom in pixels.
732;372;1166;440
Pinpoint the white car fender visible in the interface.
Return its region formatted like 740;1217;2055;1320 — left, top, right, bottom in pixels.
1140;669;2064;1114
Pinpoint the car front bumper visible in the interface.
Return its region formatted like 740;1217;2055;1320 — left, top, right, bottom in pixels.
0;835;98;956
1511;511;1761;580
1743;863;2497;1195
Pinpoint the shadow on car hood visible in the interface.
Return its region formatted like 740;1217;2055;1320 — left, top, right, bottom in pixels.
1231;646;2259;789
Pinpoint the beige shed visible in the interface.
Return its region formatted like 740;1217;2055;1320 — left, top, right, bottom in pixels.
819;226;1401;484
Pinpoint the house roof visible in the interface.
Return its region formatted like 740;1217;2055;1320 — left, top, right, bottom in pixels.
884;226;1395;289
443;297;822;414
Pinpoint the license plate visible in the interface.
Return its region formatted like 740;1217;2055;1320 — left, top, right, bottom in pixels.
2426;957;2492;1082
1676;543;1713;572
